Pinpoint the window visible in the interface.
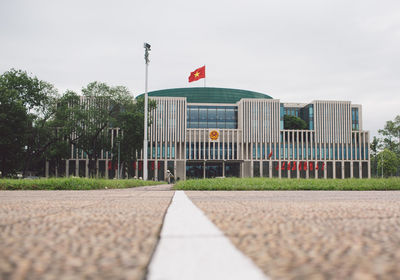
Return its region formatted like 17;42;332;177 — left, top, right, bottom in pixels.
308;105;314;130
187;105;238;129
352;108;359;130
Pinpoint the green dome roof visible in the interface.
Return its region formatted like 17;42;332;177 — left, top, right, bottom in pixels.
138;87;273;104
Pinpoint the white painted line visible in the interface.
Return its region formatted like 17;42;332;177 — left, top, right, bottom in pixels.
147;191;269;280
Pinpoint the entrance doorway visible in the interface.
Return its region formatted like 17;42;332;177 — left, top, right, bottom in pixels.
186;162;203;179
206;162;223;178
225;162;240;177
186;161;240;179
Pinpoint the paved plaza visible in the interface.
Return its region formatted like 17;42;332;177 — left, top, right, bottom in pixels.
0;186;174;280
187;191;400;279
1;188;400;279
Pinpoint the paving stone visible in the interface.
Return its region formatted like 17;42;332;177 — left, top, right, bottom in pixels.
187;191;400;280
0;188;174;280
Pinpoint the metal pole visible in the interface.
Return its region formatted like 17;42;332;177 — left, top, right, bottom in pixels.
118;141;120;179
381;152;383;178
204;65;206;87
143;43;151;181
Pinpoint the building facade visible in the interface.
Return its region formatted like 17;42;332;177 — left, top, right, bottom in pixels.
134;87;370;180
50;87;370;180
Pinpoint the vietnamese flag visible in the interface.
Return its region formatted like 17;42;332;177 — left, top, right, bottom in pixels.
188;66;205;82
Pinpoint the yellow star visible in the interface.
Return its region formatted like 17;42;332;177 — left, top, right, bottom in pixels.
194;71;200;77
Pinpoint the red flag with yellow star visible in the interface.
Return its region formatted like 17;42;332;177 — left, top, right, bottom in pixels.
188;66;205;82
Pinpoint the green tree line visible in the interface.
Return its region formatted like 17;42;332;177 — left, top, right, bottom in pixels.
0;69;152;178
370;116;400;177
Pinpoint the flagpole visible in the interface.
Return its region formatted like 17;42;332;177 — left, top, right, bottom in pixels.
204;65;206;87
143;43;151;181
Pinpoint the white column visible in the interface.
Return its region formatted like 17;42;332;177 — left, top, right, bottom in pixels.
155;159;158;181
350;161;354;178
85;159;89;178
287;131;291;179
105;159;109;179
45;161;49;178
65;160;69;177
269;159;272;178
189;130;192;160
164;160;168;181
75;159;79;177
342;161;345;179
305;132;309;179
333;159;336;179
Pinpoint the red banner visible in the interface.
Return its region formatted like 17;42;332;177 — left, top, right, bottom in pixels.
275;162;325;171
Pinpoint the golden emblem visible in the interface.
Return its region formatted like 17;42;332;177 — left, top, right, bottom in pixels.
209;130;219;140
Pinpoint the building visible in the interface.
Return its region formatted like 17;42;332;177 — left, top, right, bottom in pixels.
133;87;370;180
51;87;370;180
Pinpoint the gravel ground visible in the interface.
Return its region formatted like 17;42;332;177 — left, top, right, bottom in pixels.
0;186;174;280
186;191;400;280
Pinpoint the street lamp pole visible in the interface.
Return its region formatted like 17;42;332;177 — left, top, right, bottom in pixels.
143;43;151;181
117;140;120;179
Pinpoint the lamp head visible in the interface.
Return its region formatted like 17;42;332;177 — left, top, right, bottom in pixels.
144;43;151;51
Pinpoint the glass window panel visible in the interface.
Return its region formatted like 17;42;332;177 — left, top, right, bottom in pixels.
199;108;207;121
207;121;217;128
226;122;236;129
189;107;199;121
207;107;217;121
217;108;225;121
217;121;226;129
198;121;207;128
225;109;235;120
187;105;238;129
189;122;198;128
262;145;265;159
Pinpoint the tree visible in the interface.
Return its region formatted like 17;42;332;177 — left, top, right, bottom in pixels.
0;69;58;177
377;149;399;177
0;95;29;176
378;115;400;175
115;96;156;177
284;115;308;130
59;82;132;177
379;115;400;153
370;136;381;177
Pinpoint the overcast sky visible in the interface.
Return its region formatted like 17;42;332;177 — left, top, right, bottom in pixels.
1;0;399;137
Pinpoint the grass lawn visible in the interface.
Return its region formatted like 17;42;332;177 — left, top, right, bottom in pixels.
174;177;400;191
0;177;166;190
